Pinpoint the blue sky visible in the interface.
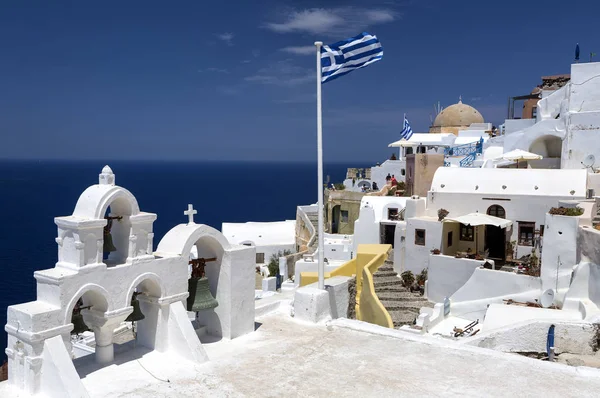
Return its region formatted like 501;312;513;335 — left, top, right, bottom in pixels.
1;0;598;162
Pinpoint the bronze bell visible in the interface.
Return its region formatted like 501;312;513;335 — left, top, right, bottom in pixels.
71;313;89;335
187;277;218;312
125;295;145;323
103;232;117;253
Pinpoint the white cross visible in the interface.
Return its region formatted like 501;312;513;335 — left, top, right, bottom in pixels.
184;204;197;224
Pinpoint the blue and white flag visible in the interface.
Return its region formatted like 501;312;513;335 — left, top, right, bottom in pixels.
320;32;383;84
400;116;413;140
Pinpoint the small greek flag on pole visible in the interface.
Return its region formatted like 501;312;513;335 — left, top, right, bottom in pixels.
400;115;413;140
320;32;383;83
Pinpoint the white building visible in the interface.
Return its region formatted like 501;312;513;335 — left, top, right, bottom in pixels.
488;62;600;171
222;220;296;266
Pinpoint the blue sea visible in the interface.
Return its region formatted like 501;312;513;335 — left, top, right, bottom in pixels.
0;160;366;358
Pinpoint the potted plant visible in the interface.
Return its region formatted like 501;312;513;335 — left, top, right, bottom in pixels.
416;269;428;287
431;248;441;255
401;270;415;290
437;208;449;222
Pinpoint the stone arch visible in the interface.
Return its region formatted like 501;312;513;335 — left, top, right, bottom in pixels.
529;135;562;158
73;185;140;220
177;225;231;260
64;283;111;325
125;272;164;307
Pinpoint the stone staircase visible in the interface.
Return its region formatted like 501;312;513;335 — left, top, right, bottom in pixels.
372;260;433;328
306;211;320;252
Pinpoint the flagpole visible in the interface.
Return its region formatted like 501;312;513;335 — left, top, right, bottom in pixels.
315;41;325;290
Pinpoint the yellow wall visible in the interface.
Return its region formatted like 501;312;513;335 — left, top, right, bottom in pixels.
357;257;394;328
299;244;394;329
299;258;357;287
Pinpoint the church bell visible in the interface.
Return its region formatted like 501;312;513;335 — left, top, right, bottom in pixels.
71;313;88;335
187;277;218;312
103;233;117;253
125;295;145;323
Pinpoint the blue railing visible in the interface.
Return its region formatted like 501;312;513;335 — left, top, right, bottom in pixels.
444;138;484;168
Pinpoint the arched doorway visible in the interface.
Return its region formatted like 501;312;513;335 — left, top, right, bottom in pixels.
485;205;506;261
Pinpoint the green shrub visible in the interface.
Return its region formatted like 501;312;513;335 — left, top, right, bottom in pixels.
548;206;584;216
401;271;415;288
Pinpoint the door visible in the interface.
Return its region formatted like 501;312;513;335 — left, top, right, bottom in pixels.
331;205;340;234
380;223;396;248
485;205;506;260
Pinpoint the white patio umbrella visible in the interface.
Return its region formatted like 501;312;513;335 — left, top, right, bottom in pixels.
500;149;543;168
443;213;513;257
443;213;513;228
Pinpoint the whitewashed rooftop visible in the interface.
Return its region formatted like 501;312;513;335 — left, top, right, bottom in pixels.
4;312;599;397
388;133;455;147
222;220;296;246
430;168;588;196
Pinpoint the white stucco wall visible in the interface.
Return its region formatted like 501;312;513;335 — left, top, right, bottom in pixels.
540;213;580;304
465;318;595;355
370;160;407;186
353;203;378;255
323;233;353;261
353;197;409;254
427;255;486;303
222;220;296;265
562;261;600;321
405;217;442;275
446;268;541;321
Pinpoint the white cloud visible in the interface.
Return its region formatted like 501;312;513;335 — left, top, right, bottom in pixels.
245;59;313;86
217;32;234;46
241;59;252;64
264;7;397;36
279;45;315;55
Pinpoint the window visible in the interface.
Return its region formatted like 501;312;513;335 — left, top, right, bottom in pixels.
487;205;506;219
460;224;474;241
388;208;399;221
518;222;535;246
256;253;265;263
539;225;545;236
406;147;413;155
447;231;453;247
415;229;426;246
532;106;537;119
341;210;349;223
401;169;406;176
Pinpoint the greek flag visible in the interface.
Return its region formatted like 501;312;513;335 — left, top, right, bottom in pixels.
321;32;383;84
400;116;413;140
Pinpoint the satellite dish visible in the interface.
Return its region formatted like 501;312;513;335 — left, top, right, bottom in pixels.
540;289;555;308
582;154;596;168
